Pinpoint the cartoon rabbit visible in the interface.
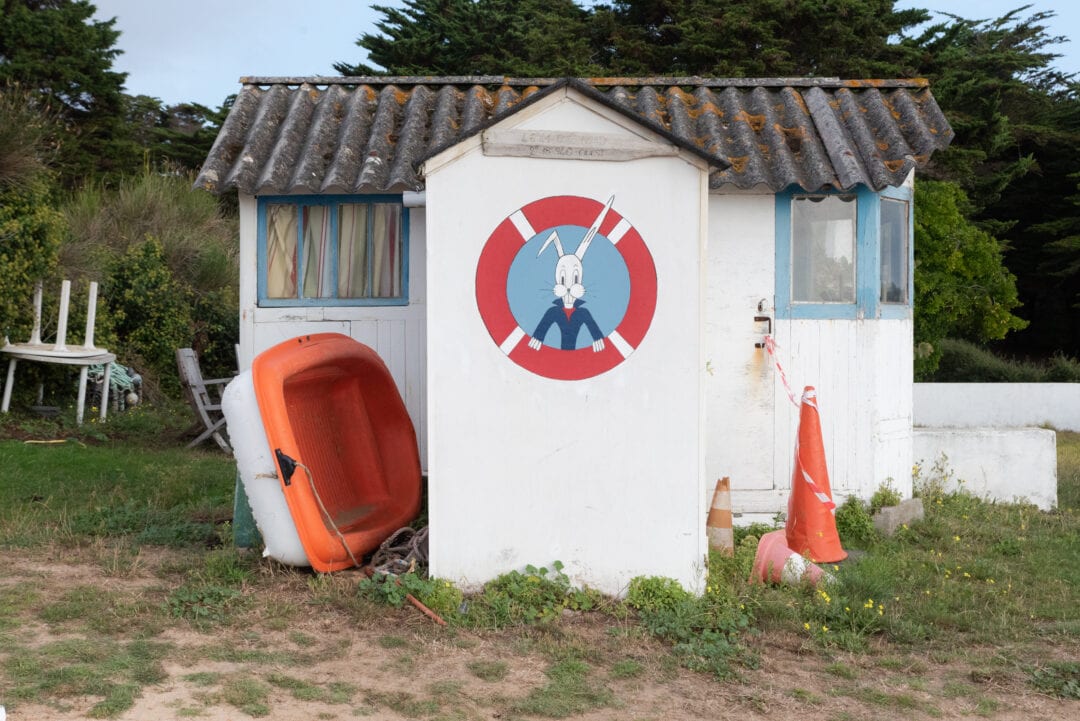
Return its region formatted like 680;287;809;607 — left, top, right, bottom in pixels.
528;195;614;352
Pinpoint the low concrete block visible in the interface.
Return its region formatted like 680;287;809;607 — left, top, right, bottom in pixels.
912;427;1057;511
873;498;924;536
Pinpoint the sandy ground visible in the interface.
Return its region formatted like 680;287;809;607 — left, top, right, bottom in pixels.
1;551;1077;721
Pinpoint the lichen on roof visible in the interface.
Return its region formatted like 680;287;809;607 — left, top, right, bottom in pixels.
194;76;953;196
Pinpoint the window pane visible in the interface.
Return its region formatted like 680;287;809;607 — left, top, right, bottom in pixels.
792;195;856;303
266;204;298;298
370;204;403;298
880;198;909;304
338;204;369;298
301;205;332;298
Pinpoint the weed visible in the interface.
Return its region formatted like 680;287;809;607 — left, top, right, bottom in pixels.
624;576;692;613
220;676;271;717
869;480;902;514
183;672;221;687
511;658;614;717
465;561;599;627
377;634;408;649
2;637;170;717
834;496;877;547
357;571;463;620
1027;661;1080;699
467;659;509;681
166;583;244;626
365;690;439;717
791;687;823;705
265;673;356;704
609;659;644;679
825;662;859;680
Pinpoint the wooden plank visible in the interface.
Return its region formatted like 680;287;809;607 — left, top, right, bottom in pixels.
482;129;677;162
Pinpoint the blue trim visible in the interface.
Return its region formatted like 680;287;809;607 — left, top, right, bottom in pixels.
256;195;409;307
775;185;913;321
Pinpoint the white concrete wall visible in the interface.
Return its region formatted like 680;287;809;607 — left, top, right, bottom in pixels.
914;383;1080;432
424;88;708;595
913;428;1057;510
237;197;428;467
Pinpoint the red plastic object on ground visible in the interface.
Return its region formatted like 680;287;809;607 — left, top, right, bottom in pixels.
252;333;421;572
751;529;830;586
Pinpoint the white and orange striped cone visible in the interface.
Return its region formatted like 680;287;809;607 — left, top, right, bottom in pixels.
706;476;734;556
786;386;847;563
751;529;831;585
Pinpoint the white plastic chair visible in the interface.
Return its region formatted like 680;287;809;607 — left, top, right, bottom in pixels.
1;280;116;424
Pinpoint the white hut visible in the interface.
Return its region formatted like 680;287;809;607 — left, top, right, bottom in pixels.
196;76;953;594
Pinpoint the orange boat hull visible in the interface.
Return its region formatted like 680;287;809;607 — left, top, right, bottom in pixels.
252;333;421;572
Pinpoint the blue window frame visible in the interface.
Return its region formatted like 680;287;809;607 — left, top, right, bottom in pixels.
775;185;912;320
257;195;409;307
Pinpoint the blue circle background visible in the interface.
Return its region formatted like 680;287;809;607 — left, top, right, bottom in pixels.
506;224;631;350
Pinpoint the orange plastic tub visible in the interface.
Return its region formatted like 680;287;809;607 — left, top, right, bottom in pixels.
251;333;421;572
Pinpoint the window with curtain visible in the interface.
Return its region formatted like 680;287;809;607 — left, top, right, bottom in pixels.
260;197;406;306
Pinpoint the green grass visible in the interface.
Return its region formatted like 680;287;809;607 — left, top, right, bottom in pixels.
0;405;1077;718
2;637;171;717
0;436;234;549
744;432;1080;657
512;658;615;717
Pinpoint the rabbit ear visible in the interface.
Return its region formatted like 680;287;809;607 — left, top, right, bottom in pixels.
538;229;565;258
575;194;615;260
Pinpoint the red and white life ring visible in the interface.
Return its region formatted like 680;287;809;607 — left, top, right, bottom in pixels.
475;195;657;380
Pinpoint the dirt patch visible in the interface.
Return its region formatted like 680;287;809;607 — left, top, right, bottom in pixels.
1;548;1077;720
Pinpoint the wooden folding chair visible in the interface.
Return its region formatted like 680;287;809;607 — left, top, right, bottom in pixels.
176;348;232;453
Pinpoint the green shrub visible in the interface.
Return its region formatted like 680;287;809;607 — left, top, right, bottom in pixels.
625;576;692;613
465;561;598;627
356;571;463;621
869;481;902;514
105;238;194;393
834;496;878;547
0;177;64;340
928;338;1080;382
61;170;240;392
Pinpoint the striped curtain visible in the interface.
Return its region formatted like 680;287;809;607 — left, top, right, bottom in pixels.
266;204;298;298
371;204;401;298
301;205;332;297
338;204;369;298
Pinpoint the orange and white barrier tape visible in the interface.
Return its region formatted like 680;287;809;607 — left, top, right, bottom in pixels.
763;334;799;408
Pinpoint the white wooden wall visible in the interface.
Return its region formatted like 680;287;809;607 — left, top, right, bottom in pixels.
236;196;429;468
424;88;709;595
705;192;914;520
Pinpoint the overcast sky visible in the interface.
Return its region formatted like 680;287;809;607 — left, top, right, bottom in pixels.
91;0;1079;109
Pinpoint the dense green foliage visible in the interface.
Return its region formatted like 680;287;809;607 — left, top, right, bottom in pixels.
912;180;1027;377
926;338;1080;383
334;0;601;76
0;0;137;185
61;171;240;388
0;86;65;341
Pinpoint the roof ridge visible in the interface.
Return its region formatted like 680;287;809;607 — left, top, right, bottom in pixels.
238;75;931;89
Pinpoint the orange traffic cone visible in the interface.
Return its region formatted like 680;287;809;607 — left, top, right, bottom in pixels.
706;477;734;556
786;387;847;563
751;529;831;585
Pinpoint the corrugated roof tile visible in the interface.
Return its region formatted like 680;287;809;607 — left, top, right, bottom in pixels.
194;76;953;195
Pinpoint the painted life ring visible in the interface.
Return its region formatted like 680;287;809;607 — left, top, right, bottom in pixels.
476;195;657;381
